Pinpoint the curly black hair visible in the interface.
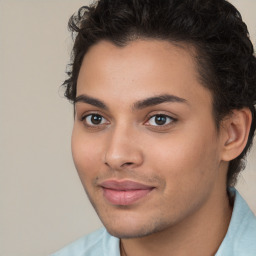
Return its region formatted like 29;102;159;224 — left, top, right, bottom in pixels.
63;0;256;187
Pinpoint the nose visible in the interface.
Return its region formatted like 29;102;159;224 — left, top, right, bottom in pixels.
104;125;144;170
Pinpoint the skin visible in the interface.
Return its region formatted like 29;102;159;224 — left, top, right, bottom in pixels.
71;39;250;255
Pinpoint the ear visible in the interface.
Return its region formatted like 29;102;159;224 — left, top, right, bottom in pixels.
221;108;252;161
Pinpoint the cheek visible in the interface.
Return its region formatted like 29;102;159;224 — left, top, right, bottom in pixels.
149;127;219;189
71;127;103;181
144;130;220;219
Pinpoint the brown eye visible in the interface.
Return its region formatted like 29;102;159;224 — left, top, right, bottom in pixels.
83;114;108;126
90;114;102;125
148;115;174;126
155;115;167;125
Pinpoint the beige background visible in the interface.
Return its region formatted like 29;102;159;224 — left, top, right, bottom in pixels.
0;0;255;255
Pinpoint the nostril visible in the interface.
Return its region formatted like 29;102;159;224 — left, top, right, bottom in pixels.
104;162;110;167
121;162;134;167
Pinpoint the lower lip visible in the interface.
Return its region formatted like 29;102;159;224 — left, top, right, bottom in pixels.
102;188;153;206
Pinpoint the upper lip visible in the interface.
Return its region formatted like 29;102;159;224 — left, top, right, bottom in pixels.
100;180;154;190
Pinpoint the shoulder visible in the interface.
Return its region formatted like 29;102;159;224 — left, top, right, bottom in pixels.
51;228;120;256
216;188;256;256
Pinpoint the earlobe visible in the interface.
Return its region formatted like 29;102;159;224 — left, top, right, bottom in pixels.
221;108;252;161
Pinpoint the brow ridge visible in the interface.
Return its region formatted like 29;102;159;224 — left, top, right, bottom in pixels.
133;94;187;110
74;93;187;111
74;94;108;110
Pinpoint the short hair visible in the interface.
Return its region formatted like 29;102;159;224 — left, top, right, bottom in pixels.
63;0;256;187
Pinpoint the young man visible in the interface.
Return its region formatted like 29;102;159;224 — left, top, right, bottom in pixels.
52;0;256;255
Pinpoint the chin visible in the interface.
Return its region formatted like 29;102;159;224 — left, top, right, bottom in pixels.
106;227;155;239
103;217;171;239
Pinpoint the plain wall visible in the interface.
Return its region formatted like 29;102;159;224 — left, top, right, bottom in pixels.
0;0;255;255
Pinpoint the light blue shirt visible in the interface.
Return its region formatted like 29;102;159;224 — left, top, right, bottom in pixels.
51;189;256;256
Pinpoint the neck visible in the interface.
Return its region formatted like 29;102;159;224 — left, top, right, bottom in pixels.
120;187;233;256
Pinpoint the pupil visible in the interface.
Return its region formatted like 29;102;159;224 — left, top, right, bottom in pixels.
91;115;102;124
155;115;166;125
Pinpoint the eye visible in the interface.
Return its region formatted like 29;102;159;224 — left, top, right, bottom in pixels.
82;114;108;126
147;114;175;126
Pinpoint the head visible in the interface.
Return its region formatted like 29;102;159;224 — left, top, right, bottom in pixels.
64;0;256;238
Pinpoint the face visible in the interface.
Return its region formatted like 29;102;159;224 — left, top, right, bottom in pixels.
72;39;225;238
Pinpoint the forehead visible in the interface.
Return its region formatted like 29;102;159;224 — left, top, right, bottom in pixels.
78;39;197;86
76;39;212;110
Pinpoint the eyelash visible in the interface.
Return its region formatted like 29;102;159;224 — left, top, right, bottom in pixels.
145;114;177;127
80;113;177;131
81;113;109;128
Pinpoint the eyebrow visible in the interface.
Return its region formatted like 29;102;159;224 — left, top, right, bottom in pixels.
133;94;188;110
74;93;188;111
74;94;108;110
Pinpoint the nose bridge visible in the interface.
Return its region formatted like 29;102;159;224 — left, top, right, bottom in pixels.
104;122;143;169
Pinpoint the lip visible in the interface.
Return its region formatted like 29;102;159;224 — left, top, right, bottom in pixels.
100;180;155;206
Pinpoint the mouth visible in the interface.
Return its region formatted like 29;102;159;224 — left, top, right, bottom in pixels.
99;180;155;206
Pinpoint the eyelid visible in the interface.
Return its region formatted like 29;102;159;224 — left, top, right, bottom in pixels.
79;111;111;130
145;111;177;123
79;110;108;121
148;115;173;125
143;112;178;130
78;110;177;130
83;114;108;125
